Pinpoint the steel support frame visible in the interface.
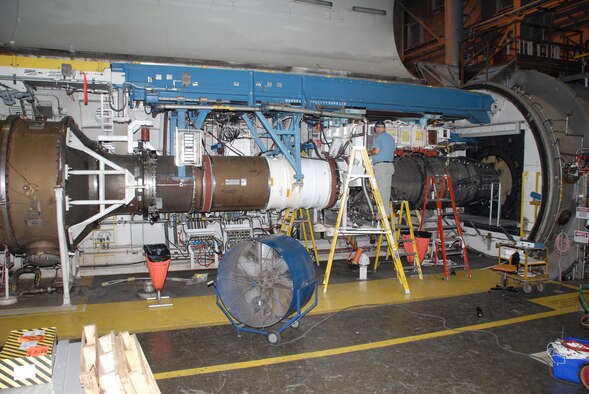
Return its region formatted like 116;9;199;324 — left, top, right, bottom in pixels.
242;113;267;154
54;187;72;306
254;112;303;181
65;128;135;242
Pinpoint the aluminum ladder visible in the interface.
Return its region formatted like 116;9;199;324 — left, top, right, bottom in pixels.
323;146;410;294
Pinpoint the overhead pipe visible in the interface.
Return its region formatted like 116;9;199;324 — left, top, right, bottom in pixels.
154;104;258;112
444;0;464;67
262;105;365;120
154;103;365;120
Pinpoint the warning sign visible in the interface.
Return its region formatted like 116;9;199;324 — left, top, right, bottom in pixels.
576;207;589;219
574;231;589;244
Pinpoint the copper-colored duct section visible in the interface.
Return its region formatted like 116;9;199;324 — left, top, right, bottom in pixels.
201;156;270;212
0;117;64;265
0;117;145;264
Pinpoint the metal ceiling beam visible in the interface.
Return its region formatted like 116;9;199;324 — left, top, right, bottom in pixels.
397;0;442;42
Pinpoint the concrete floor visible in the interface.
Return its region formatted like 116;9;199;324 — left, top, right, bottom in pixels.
0;256;588;393
141;282;588;394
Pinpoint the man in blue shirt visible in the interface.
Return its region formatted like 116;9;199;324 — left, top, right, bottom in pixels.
368;121;396;219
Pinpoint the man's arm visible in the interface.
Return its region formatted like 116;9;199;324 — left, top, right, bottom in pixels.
368;147;380;156
369;134;381;156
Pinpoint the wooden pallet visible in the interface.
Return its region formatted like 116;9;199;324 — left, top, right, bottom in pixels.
80;325;161;394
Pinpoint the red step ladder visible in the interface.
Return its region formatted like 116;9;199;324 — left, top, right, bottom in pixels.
419;175;471;279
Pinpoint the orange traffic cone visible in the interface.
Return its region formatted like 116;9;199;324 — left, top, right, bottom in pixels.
144;243;172;307
147;259;170;292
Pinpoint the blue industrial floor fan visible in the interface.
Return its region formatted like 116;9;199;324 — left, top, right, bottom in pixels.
214;234;318;344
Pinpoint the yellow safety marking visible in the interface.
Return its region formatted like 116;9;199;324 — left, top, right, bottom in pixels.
153;305;577;380
0;270;576;345
0;55;108;72
0;269;503;343
529;292;580;310
0;304;83;317
550;282;580;291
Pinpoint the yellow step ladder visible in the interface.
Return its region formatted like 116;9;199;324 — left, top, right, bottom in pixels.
279;208;320;265
374;200;423;279
323;147;410;294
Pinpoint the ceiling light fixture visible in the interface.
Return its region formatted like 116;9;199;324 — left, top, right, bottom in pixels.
352;6;386;15
294;0;334;7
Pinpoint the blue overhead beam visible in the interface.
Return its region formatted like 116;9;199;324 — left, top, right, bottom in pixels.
112;63;493;124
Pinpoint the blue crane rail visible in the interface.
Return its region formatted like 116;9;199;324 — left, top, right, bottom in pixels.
112;63;493;124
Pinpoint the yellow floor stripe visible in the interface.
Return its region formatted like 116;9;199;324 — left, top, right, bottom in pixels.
154;306;577;381
554;282;581;291
529;292;580;310
0;270;501;343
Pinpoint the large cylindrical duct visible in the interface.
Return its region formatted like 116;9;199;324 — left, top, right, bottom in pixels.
153;156;201;214
0;117;339;263
0;117;145;263
390;156;499;208
0;117;64;265
200;156;271;212
198;156;338;212
265;157;338;211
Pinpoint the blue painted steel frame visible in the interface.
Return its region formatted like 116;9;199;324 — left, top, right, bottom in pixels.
112;62;493;181
112;63;493;124
254;112;303;180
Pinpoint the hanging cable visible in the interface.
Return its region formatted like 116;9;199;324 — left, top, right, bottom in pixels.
554;231;571;282
108;85;127;112
82;72;89;106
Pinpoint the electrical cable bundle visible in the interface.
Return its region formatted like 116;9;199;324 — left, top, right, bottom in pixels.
554;231;571;281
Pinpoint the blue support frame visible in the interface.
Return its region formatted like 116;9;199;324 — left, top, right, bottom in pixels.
193;110;210;129
254;112;304;181
112;62;494;124
242;114;267;154
111;62;494;180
